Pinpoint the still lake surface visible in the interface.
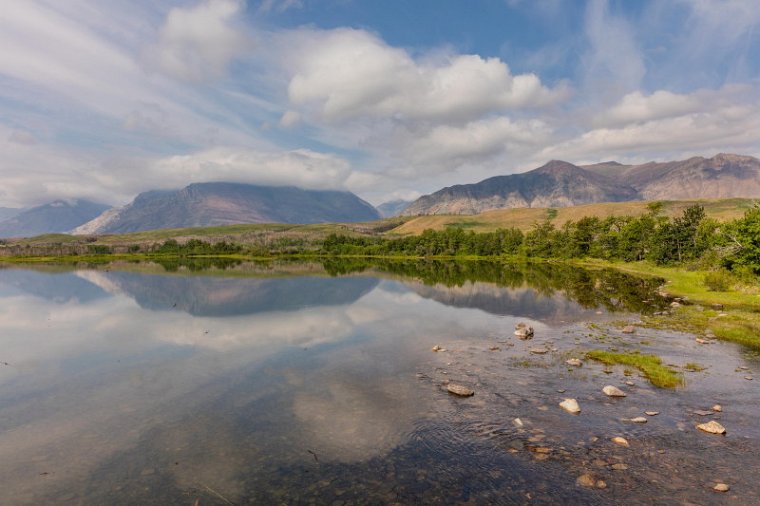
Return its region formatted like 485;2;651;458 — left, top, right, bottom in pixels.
0;260;757;505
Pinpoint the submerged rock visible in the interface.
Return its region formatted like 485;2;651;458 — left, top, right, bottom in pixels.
559;398;581;414
622;325;636;334
714;483;730;492
712;404;722;412
446;384;474;397
697;421;726;435
645;411;660;416
566;358;583;367
630;417;647;423
514;324;534;339
603;385;627;397
576;474;596;487
529;347;548;355
612;436;630;447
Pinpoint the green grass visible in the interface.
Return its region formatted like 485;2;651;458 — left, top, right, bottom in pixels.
586;350;684;388
684;362;707;372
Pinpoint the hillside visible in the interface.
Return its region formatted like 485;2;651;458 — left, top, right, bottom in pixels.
74;182;381;235
0;200;110;238
405;154;760;216
391;198;755;235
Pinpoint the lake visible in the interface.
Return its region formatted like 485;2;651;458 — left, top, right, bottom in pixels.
0;260;757;505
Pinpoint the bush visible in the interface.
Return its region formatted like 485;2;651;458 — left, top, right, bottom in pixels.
704;270;734;292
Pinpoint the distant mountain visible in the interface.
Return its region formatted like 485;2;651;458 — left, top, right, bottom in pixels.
404;154;760;215
74;182;381;235
0;207;21;222
582;153;760;200
376;199;412;218
404;160;638;215
0;200;110;238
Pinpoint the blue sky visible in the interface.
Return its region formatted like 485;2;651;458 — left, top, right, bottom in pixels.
1;0;759;207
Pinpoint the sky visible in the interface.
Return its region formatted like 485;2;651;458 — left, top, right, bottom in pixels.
1;0;759;208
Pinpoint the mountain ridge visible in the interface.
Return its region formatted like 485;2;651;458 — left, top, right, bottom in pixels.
0;200;110;238
74;182;381;235
404;153;760;215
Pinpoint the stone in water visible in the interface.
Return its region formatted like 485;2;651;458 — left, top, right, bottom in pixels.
529;347;548;355
611;436;630;447
559;398;581;414
697;421;726;435
714;483;730;492
566;358;583;367
603;385;627;397
446;384;474;397
622;325;636;334
630;417;647;423
645;411;659;416
712;404;722;412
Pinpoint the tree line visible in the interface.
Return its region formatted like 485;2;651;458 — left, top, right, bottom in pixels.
321;203;760;276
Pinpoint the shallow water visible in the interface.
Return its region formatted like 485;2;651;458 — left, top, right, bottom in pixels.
0;260;757;505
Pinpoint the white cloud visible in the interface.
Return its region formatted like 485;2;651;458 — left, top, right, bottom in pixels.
284;28;569;123
582;0;645;94
278;110;301;129
7;129;37;145
150;146;354;191
593;90;701;127
143;0;248;82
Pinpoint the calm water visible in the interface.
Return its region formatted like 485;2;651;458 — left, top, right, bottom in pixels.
0;260;757;505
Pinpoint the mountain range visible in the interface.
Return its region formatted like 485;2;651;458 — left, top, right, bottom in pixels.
403;153;760;215
0;200;110;238
73;182;380;235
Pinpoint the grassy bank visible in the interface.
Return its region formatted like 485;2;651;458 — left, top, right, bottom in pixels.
576;259;760;351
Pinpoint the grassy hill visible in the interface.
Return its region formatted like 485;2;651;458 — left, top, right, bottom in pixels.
390;198;755;235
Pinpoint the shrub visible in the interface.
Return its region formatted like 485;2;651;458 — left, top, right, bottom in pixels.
704;270;734;292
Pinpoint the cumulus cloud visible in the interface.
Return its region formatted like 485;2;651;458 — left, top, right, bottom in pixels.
144;0;248;82
541;85;760;161
284;28;569;123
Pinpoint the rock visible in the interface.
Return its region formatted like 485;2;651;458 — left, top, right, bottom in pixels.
645;411;659;416
696;338;708;344
566;358;583;367
446;384;474;397
595;480;607;489
630;417;647;423
713;483;730;492
693;409;712;416
611;437;630;447
611;463;629;470
671;301;681;308
489;346;501;351
512;418;524;428
432;345;444;352
625;381;635;386
603;385;627;397
622;325;636;334
559;398;581;414
529;347;548;355
576;474;596;487
745;375;754;381
514;326;534;339
697;421;726;435
712;404;722;412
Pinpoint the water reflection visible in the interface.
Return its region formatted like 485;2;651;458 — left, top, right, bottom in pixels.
1;260;753;505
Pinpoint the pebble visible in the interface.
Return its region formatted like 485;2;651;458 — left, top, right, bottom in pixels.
611;436;630;447
745;375;754;381
671;301;681;308
446;384;474;397
625;381;635;386
630;417;647;423
696;421;726;435
611;463;629;470
529;347;548;354
603;385;627;397
645;411;659;416
693;409;713;416
432;345;445;352
622;325;636;334
514;323;534;339
513;418;524;428
576;474;596;487
566;358;583;367
712;404;722;412
559;398;581;414
489;346;501;351
713;483;730;492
